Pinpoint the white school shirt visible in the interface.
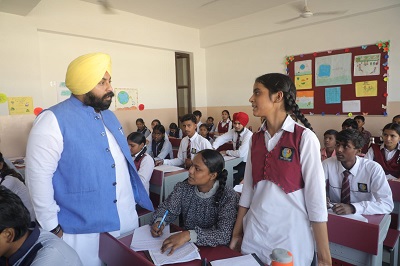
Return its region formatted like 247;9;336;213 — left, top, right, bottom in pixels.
163;132;212;166
133;153;154;195
25;111;138;266
323;156;394;215
212;128;252;162
239;116;327;266
215;120;232;134
1;175;36;221
147;138;174;160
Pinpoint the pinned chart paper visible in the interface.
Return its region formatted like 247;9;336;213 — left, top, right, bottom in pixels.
325;87;341;104
355;81;377;97
354;54;380;76
296;91;314;109
115;88;138;111
294;60;312;90
316;53;352;86
8;97;33;115
342;100;361;113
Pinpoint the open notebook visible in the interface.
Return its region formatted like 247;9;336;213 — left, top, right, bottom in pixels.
130;224;200;265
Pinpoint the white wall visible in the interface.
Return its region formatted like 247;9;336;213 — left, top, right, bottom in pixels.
202;2;400;142
0;0;206;157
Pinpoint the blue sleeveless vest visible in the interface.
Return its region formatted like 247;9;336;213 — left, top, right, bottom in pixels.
48;96;153;233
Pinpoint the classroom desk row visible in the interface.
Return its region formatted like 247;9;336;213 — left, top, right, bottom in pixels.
149;155;243;203
100;213;390;266
99;225;243;266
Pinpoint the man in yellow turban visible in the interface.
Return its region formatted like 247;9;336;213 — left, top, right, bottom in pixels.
25;53;153;266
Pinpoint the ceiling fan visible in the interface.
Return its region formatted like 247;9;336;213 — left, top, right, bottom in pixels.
98;0;115;14
277;0;347;24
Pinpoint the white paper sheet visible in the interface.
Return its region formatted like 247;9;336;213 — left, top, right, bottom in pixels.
328;209;368;222
233;184;243;193
155;165;184;172
342;100;361;113
149;242;200;265
130;224;171;251
223;155;236;161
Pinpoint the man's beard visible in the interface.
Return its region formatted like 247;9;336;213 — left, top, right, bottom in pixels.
83;91;114;112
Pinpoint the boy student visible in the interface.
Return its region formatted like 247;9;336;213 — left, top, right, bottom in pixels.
323;129;393;215
341;118;358;130
158;114;211;169
354;115;372;154
193;110;202;133
212;112;253;185
320;129;338;161
392;114;400;124
0;186;83;265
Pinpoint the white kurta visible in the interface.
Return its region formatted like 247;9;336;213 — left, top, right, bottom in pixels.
26;111;138;266
239;117;327;266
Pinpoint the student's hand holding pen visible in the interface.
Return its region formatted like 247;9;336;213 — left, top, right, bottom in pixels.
150;221;165;237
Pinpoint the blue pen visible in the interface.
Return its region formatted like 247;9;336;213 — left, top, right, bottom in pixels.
158;210;169;229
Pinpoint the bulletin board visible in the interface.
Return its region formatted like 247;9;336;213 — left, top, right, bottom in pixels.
285;41;390;116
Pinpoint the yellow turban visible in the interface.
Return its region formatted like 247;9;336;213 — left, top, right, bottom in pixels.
65;53;112;95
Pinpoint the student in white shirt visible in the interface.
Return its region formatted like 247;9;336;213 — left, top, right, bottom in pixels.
136;118;151;138
229;73;331;266
167;123;183;139
127;132;154;196
215;110;232;136
193;110;203;133
323;129;393;215
199;124;214;145
147;125;173;161
212;112;253;185
158;114;212;169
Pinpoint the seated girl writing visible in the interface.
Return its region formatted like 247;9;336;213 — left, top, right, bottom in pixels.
150;149;239;255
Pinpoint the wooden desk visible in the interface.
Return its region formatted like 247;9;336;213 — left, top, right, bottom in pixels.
328;213;390;265
224;156;243;187
99;229;242;265
150;168;188;203
388;180;400;230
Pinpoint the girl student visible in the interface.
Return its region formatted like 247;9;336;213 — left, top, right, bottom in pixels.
199;123;214;145
365;123;400;180
215;110;232;136
127;132;154;195
136;118;151;138
0;152;36;221
151;149;239;255
229;73;331;266
167;122;183;139
147;125;174;161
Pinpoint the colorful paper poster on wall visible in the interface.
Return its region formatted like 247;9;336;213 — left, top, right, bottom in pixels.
296;91;314;109
115;88;138;110
8;97;33;115
294;60;312;90
355;80;378;97
56;82;71;103
342;100;361;113
315;53;352;87
354;54;380;76
325;87;341;104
